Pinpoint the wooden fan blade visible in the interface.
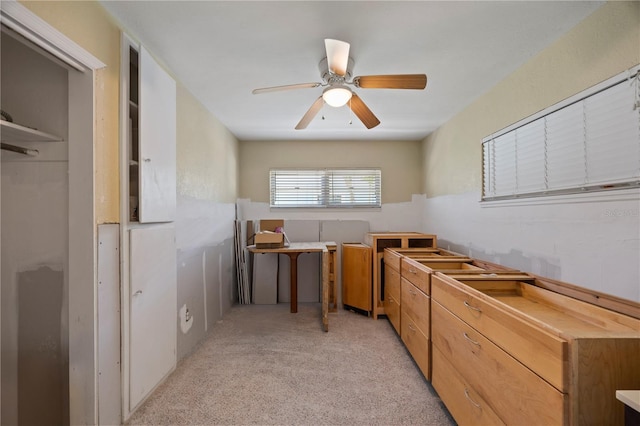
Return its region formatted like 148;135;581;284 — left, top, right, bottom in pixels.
295;96;324;130
348;94;380;129
354;74;427;90
325;39;350;76
252;82;321;95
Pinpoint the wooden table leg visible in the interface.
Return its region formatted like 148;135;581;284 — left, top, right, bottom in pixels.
288;252;300;313
322;250;329;332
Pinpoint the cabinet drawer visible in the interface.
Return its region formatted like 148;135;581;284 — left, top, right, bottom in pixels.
401;257;430;294
383;248;402;271
400;311;430;380
385;293;400;334
401;278;430;337
432;345;505;426
431;275;567;392
432;301;566;425
385;265;400;301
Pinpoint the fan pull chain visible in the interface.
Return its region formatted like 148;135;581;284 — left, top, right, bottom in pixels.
349;98;353;125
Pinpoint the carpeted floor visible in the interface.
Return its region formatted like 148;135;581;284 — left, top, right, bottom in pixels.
126;303;456;425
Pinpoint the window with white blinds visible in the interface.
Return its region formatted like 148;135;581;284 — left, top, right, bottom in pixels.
270;168;382;208
482;68;640;202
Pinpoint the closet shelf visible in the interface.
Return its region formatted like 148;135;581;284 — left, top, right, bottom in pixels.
1;119;63;142
129;100;139;114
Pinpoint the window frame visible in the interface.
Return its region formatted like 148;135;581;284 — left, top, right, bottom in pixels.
481;65;640;204
269;168;382;209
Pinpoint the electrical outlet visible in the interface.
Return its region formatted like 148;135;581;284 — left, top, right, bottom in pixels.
179;304;193;334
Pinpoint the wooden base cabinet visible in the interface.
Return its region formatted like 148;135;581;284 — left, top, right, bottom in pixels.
383;260;401;332
364;232;437;319
431;273;640;426
432;300;565;424
342;243;372;313
400;277;431;380
432;346;506;425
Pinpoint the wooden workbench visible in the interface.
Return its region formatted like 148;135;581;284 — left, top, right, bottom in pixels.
248;242;337;331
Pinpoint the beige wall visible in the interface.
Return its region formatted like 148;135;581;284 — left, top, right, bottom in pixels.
239;139;422;204
423;1;640;197
177;84;239;203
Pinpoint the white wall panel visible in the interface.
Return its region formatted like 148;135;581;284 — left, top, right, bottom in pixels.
422;191;640;302
97;224;121;425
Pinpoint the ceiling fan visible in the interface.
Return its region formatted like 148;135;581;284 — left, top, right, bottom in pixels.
252;39;427;130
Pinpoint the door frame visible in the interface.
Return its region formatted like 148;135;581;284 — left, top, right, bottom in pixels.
0;1;105;424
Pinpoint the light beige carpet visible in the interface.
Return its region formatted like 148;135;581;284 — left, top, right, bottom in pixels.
126;303;456;425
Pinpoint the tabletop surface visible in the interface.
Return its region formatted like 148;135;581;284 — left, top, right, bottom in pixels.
248;241;337;253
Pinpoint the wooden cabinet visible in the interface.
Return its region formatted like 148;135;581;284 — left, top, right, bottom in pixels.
383;256;401;332
431;273;640;425
400;275;430;379
376;246;640;425
431;345;505;425
363;232;436;319
342;243;372;313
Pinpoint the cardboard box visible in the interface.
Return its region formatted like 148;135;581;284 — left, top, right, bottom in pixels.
254;231;284;248
260;219;284;233
255;219;285;248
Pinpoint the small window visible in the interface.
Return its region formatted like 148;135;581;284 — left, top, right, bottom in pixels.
482;67;640;202
270;168;382;208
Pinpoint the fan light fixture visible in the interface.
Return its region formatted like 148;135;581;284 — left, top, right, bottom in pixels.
322;85;352;107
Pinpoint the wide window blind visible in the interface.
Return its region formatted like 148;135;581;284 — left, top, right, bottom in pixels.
270;168;381;208
482;68;640;201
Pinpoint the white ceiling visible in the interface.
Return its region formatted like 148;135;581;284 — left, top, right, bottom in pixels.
100;1;603;142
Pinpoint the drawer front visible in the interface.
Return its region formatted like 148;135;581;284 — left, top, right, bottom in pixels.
400;311;430;380
401;257;430;294
432;345;505;426
401;278;430;337
432;301;566;425
384;265;400;301
385;293;400;334
383;248;402;271
431;275;567;392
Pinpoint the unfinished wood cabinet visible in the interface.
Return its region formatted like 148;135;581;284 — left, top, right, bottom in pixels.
342;243;372;313
400;275;430;380
431;273;640;426
383;250;401;332
363;232;437;319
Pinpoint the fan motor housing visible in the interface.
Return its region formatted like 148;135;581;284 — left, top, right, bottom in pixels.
319;57;354;84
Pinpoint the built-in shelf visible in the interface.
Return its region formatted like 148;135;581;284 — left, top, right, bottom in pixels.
1;119;63;142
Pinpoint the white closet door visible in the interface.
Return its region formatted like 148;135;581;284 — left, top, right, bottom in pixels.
139;46;176;223
129;225;177;409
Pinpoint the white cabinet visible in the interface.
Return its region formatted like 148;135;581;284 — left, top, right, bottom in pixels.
129;225;177;409
120;33;178;418
138;47;176;223
127;44;176;223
